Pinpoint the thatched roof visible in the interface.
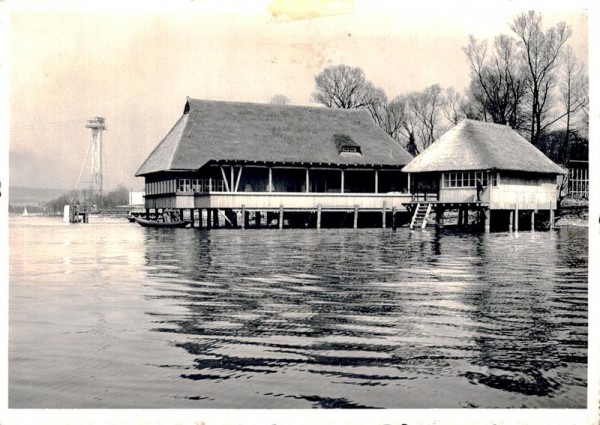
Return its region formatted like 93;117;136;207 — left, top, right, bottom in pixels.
136;98;413;176
402;119;565;174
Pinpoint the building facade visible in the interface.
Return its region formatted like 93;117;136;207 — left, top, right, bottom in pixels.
402;119;565;230
136;98;414;227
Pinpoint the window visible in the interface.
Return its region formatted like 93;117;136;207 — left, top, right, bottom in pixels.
333;134;362;155
178;179;191;192
192;179;201;192
442;171;496;188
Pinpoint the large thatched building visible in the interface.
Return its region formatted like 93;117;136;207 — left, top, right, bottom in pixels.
402;119;565;230
135;98;414;228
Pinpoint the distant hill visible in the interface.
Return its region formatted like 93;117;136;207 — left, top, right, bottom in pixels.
9;186;70;206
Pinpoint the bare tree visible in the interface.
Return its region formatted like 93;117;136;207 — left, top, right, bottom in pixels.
463;34;525;128
442;87;467;125
560;46;588;142
370;95;407;143
411;84;445;151
312;65;383;111
384;86;445;155
510;10;572;144
269;95;291;105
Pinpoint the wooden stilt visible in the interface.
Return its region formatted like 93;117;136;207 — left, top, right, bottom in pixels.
230;209;238;228
435;207;444;227
353;205;358;229
550;208;555;230
392;206;397;231
484;208;491;232
279;205;284;229
190;209;195;227
509;210;514;231
514;204;519;232
145;208;149;220
212;209;219;228
241;205;246;229
382;201;387;228
458;208;463;227
206;209;212;230
255;211;261;228
317;204;322;229
531;210;535;231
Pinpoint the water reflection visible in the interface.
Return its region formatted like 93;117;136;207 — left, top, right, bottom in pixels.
140;227;587;407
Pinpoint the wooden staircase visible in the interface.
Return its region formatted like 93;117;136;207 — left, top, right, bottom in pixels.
410;203;433;229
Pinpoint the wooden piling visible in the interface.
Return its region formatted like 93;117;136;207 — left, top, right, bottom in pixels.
353;205;358;229
550;208;555;230
190;209;195;227
392;206;397;231
382;201;387;228
255;211;261;228
531;210;535;231
279;205;284;229
212;209;219;228
458;208;463;227
514;204;519;231
206;209;212;230
484;208;490;232
509;210;513;231
317;204;322;229
241;205;246;229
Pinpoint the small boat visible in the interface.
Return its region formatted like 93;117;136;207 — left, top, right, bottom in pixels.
134;217;190;228
127;208;146;222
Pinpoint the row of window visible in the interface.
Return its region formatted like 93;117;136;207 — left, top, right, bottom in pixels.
145;179;226;195
147;173;499;194
441;172;497;188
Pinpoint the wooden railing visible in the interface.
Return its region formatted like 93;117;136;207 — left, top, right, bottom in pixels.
194;192;412;211
411;192;439;202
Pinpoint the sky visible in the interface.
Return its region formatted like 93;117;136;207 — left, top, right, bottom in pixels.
4;0;590;191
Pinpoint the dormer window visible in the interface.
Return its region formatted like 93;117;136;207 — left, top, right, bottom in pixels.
333;134;362;155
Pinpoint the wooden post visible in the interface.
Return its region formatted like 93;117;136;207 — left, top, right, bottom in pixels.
268;168;273;192
341;169;345;194
435;207;443;227
392;206;397;231
484;208;491;232
145;208;149;220
353;205;359;229
212;209;219;228
374;170;379;193
306;168;310;193
255;211;261;228
509;210;513;232
514;204;519;232
190;209;195;227
458;208;463;227
382;201;387;228
550;208;555;230
206;209;212;230
317;204;322;229
279;205;284;229
241;205;246;229
531;210;535;231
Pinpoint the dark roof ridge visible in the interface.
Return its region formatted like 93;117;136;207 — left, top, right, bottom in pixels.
185;97;365;115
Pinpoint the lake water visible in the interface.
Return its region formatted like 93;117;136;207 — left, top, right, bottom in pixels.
8;216;588;408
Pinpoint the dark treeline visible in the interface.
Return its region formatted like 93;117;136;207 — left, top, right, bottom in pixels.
310;10;588;165
45;185;130;213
